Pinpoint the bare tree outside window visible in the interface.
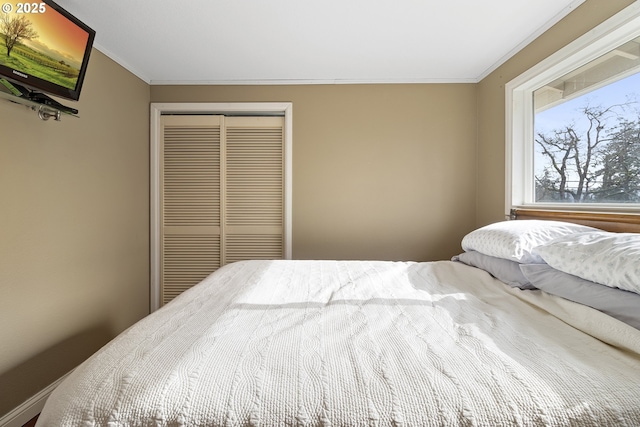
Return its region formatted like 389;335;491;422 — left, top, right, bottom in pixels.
534;72;640;204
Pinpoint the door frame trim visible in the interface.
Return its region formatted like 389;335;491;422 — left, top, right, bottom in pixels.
150;102;293;312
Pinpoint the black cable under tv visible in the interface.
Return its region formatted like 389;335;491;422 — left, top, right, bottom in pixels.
0;79;79;115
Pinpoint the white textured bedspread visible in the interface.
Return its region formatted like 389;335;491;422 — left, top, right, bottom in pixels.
38;260;640;426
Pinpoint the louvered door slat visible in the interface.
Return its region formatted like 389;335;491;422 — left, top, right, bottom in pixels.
163;234;220;303
224;117;285;263
161;115;222;304
160;115;286;305
225;235;283;263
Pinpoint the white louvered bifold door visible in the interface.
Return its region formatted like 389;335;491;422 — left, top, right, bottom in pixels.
160;115;222;305
223;116;285;264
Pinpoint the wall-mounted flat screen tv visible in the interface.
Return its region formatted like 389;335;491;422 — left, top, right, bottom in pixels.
0;0;95;101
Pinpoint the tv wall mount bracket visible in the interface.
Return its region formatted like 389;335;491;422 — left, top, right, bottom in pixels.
0;79;78;121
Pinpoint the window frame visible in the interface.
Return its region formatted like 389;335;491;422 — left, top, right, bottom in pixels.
505;2;640;216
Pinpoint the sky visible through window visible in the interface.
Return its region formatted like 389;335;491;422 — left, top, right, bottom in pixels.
533;71;640;202
535;73;640;136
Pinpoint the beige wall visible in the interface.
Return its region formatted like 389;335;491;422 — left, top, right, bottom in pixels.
476;0;636;226
2;0;635;419
151;84;478;261
0;50;150;416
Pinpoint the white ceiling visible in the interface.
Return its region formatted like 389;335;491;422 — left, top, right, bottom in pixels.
54;0;585;85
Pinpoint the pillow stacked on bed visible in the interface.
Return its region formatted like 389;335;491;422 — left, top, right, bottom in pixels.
453;219;597;290
525;231;640;329
459;219;597;264
519;263;640;330
532;231;640;295
453;250;538;289
453;220;640;330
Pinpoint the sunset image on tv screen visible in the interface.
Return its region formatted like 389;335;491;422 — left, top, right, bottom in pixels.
0;0;89;90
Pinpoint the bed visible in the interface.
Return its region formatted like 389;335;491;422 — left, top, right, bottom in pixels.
37;210;640;426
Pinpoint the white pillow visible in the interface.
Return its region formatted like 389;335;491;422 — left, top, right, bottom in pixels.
533;231;640;295
461;220;597;264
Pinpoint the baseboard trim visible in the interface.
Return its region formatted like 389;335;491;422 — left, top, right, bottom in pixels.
0;370;72;427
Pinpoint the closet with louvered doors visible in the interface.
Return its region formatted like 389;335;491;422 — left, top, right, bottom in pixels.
160;114;285;305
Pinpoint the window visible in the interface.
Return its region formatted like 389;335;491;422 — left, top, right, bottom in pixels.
506;3;640;214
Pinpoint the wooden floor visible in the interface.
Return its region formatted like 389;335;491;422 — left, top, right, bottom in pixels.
22;414;38;427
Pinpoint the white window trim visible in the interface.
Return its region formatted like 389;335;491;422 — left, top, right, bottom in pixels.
150;102;293;312
505;2;640;216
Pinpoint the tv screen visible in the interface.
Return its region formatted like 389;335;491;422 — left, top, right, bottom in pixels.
0;0;95;101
